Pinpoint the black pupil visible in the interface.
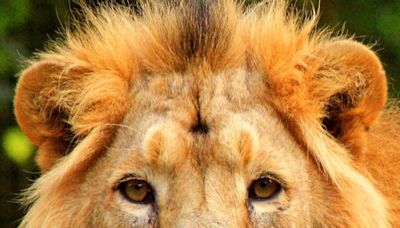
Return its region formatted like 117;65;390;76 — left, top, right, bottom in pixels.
133;182;144;190
259;179;270;188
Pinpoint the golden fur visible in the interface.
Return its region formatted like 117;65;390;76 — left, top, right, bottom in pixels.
14;0;400;227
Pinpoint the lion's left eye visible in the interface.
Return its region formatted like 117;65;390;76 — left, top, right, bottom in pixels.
118;179;154;204
248;178;281;200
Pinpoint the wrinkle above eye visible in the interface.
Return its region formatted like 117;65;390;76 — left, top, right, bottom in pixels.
212;115;261;170
143;121;191;171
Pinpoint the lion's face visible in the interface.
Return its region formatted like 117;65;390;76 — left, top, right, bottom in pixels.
15;1;393;227
81;70;317;227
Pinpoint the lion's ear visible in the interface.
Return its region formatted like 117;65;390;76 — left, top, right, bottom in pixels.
310;40;387;157
14;58;129;172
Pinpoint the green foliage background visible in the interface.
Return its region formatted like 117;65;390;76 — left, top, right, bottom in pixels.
0;0;399;226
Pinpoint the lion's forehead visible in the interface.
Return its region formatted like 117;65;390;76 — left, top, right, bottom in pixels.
105;68;308;195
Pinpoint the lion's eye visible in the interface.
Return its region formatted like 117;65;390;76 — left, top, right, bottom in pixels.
119;179;154;204
249;178;281;200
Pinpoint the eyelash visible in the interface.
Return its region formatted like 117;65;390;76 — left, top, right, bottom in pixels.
113;174;144;190
255;173;288;190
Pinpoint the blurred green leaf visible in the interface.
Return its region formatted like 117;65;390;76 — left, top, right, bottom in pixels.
2;127;35;166
0;0;31;34
377;5;400;53
0;44;12;74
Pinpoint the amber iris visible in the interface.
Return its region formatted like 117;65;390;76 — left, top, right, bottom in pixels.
249;178;281;200
119;179;154;203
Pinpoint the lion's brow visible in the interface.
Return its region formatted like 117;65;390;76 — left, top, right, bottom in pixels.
143;124;190;170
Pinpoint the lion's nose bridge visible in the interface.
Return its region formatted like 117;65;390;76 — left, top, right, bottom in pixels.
158;189;205;227
202;174;249;228
158;175;248;228
171;208;247;228
174;211;245;228
168;165;248;227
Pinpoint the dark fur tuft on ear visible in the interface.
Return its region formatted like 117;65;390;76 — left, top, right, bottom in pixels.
312;40;387;156
14;58;130;171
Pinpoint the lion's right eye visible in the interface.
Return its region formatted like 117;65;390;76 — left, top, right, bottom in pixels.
248;178;282;201
118;179;155;204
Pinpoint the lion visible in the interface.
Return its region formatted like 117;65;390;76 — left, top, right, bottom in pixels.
14;0;400;227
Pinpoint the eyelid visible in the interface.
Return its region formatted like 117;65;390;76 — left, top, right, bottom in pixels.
256;172;288;190
112;173;145;191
